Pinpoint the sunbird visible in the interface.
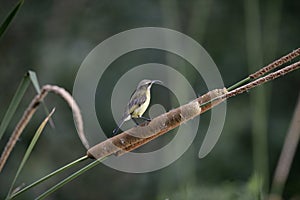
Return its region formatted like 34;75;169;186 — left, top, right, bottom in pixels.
113;79;163;135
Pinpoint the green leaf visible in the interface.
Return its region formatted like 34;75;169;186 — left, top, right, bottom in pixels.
0;70;54;140
0;72;30;140
7;108;55;199
35;158;104;200
9;155;89;199
28;70;55;128
0;0;24;38
28;70;41;93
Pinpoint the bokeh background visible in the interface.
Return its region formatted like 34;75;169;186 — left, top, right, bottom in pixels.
0;0;299;199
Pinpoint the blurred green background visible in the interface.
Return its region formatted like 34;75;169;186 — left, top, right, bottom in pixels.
0;0;299;199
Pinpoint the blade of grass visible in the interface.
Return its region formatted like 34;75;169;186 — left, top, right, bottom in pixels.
28;71;55;128
6;108;55;199
0;72;30;140
0;0;24;38
9;155;89;199
0;70;54;141
227;77;251;91
28;71;41;93
0;71;50;172
35;157;105;200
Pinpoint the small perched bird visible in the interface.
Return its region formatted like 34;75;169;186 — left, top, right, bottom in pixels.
113;79;163;135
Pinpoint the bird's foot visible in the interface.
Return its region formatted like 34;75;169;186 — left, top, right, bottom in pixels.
112;127;120;135
139;116;151;122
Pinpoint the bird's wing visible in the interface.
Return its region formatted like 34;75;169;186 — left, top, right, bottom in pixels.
127;92;147;114
120;90;146;120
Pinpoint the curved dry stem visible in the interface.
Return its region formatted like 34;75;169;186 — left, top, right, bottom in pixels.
0;85;88;172
42;85;89;149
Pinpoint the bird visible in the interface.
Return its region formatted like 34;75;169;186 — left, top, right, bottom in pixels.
112;79;163;135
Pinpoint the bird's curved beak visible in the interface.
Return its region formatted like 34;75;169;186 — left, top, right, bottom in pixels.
151;80;164;85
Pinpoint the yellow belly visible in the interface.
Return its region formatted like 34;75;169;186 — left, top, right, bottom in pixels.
131;92;150;118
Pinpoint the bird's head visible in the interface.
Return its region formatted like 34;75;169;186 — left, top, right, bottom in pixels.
137;79;163;89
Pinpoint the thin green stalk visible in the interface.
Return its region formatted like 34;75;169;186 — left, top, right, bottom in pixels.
0;70;52;140
9;155;89;199
227;77;251;91
0;71;54;172
35;157;106;200
197;76;251;109
0;73;30;140
6;108;55;199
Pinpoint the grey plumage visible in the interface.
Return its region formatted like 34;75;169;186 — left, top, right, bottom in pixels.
112;79;163;135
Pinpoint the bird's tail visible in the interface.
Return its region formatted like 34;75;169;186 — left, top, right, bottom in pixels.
112;114;130;135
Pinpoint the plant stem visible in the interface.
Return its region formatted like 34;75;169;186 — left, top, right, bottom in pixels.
9;155;89;199
227;77;251;91
7;109;55;199
270;94;300;197
35;157;105;200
